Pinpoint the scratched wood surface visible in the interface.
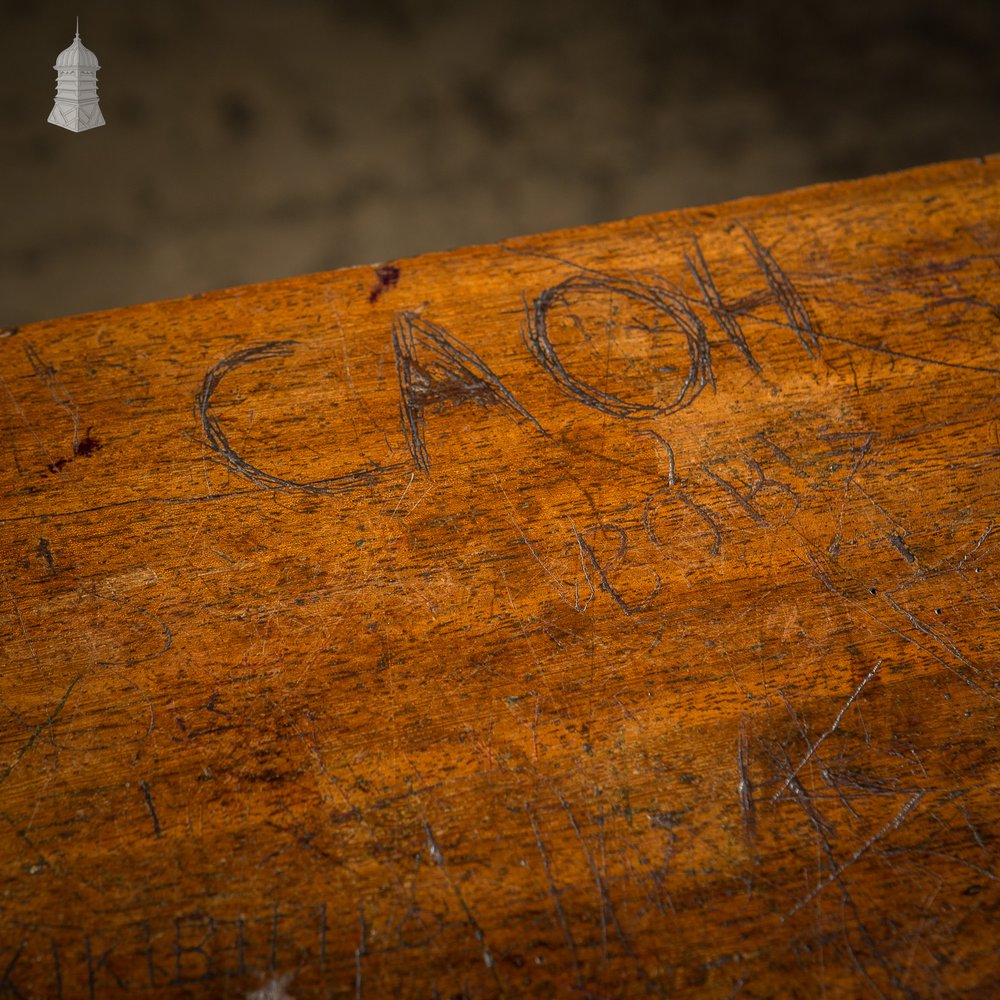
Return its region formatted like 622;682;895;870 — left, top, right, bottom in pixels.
1;157;999;998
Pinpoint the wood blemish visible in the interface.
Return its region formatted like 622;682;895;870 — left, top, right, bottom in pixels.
45;457;70;475
73;426;103;458
889;533;916;563
368;263;400;304
35;538;55;574
42;426;102;475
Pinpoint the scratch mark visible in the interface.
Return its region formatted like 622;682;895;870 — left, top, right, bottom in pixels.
0;674;82;787
570;522;660;616
1;371;56;467
526;805;583;989
24;342;80;452
553;787;660;994
331;302;390;441
775;744;907;993
0;942;26;997
706;456;799;528
840;900;896;1000
197;341;401;494
138;779;163;838
1;567;42;676
827;433;875;554
808;327;1000;376
883;847;999;884
523;273;713;419
354;903;366;1000
883;594;977;671
753;432;798;470
532;695;540;762
805;546;998;702
685;236;761;372
740;224;820;357
786;791;925;917
390;471;415;517
643;486;724;556
398;482;433;519
638;428;676;485
492;473;588;611
954;799;989;855
956;524;995;571
843;434;874;492
506;242;1000;378
393;311;544;471
93;593;173;667
424;822;444;866
773;661;884;801
708;461;766;524
49;664;154;751
422;819;503;988
737;720;756;844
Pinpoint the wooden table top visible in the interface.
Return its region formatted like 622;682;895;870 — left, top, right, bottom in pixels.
1;156;998;998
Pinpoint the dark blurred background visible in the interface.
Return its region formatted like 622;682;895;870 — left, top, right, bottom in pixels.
1;0;997;327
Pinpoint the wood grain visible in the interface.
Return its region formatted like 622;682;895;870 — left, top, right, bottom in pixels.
1;157;998;999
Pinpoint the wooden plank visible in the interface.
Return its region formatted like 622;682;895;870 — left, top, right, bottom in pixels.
1;156;998;998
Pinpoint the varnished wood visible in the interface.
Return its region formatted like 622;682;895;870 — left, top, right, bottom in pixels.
1;157;998;998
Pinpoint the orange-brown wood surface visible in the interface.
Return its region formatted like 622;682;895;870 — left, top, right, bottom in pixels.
1;157;998;998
